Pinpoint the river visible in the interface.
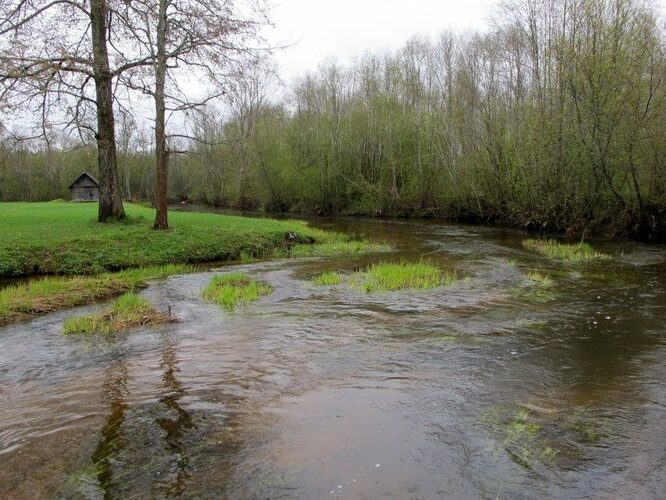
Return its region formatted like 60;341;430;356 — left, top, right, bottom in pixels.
1;217;665;498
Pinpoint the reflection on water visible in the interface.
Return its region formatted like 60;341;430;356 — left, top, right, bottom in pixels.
1;217;665;498
155;337;194;496
92;359;129;496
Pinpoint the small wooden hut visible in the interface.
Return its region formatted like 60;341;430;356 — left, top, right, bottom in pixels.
69;172;100;201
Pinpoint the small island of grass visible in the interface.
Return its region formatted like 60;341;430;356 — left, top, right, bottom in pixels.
522;239;608;262
203;272;272;311
353;261;459;293
63;293;173;335
311;272;343;286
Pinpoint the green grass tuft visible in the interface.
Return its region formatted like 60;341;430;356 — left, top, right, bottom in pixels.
202;272;272;311
63;293;172;335
311;272;343;286
522;239;609;262
353;261;459;293
526;271;553;287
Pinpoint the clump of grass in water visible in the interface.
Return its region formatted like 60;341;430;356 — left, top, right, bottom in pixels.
522;239;609;262
353;261;459;293
203;272;272;311
311;272;342;286
526;271;553;287
511;269;556;303
63;293;172;335
482;407;558;469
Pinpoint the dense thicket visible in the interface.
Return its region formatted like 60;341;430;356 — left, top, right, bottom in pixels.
2;0;665;239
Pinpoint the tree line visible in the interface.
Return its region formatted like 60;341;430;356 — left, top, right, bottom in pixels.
1;0;665;240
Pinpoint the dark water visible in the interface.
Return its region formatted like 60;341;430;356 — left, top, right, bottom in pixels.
1;218;665;499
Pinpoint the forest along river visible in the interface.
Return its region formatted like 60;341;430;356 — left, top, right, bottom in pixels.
1;218;665;498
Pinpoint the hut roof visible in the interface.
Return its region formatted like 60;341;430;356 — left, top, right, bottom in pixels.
68;172;99;189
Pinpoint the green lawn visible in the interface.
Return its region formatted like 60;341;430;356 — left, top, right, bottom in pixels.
0;202;330;277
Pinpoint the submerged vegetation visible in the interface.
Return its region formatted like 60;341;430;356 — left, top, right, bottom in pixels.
483;405;608;470
62;293;173;335
353;261;458;293
0;264;190;326
483;408;558;469
202;273;272;311
522;240;609;262
511;269;556;303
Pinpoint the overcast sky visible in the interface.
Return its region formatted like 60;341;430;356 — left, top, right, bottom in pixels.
265;0;495;81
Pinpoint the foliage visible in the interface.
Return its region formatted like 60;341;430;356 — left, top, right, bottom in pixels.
62;293;172;335
353;261;458;293
522;239;609;262
202;272;272;311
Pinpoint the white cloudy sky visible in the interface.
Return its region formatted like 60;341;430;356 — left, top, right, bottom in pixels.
264;0;495;80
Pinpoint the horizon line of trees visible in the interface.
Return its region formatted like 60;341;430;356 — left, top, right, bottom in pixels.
1;0;665;240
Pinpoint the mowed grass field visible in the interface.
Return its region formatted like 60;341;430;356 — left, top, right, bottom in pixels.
0;202;328;277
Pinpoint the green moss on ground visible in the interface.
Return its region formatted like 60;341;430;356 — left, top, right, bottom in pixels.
63;293;172;335
522;239;609;262
202;272;272;311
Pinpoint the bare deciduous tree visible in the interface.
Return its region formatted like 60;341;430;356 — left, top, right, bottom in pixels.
116;0;268;229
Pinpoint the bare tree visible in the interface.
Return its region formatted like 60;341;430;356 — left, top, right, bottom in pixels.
116;0;268;229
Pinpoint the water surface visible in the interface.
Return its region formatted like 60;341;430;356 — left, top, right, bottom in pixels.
1;218;665;498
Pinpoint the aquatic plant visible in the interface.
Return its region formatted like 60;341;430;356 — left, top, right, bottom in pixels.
563;410;604;445
353;261;459;292
526;271;553;287
522;239;609;262
311;272;343;286
63;293;172;335
202;272;272;311
482;407;559;469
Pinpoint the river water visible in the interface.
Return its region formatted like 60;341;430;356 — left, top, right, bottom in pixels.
1;217;665;499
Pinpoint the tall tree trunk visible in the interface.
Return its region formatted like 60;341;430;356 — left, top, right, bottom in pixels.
153;0;169;230
90;0;125;222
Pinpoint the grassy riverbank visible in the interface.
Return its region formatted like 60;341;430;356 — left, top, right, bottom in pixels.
0;265;190;326
0;202;354;277
0;202;383;326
